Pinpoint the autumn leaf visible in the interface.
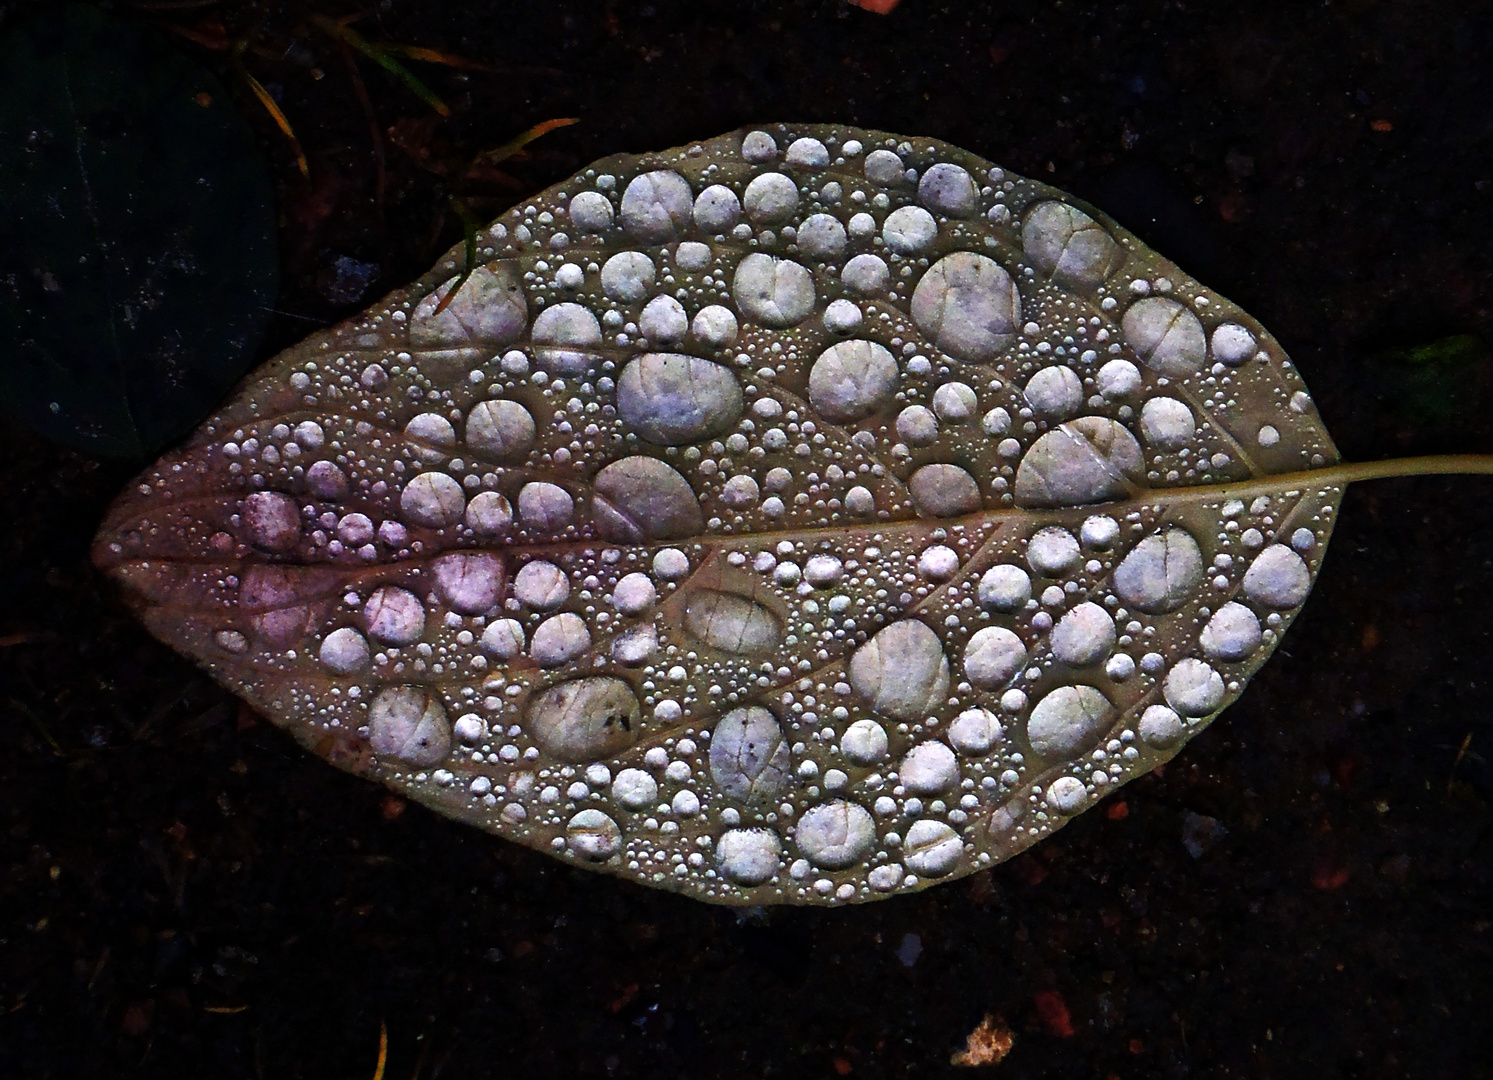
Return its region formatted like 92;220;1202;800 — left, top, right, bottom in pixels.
94;124;1493;906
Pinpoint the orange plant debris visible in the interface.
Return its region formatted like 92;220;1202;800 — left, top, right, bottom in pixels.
951;1014;1015;1067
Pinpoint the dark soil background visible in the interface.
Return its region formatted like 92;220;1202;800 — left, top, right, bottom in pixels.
3;1;1492;1078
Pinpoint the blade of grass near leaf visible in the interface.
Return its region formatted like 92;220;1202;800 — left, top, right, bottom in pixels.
434;119;579;315
371;1021;388;1080
364;37;565;79
379;43;497;73
309;15;450;117
475;117;579;165
432;196;483;316
231;52;308;178
162;20;309;178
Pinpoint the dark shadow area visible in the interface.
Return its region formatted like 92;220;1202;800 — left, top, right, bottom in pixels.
1;1;1490;1077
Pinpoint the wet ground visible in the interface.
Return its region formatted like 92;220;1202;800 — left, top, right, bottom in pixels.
2;1;1491;1077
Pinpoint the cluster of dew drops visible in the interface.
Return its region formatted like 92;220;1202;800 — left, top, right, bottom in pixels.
102;124;1341;904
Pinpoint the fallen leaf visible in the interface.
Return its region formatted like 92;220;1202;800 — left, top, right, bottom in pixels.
94;124;1493;908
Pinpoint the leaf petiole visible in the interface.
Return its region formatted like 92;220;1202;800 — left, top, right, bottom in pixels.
1218;455;1493;501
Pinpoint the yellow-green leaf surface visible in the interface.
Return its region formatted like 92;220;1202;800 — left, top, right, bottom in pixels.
97;124;1392;905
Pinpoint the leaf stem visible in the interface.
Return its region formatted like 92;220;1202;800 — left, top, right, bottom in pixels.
1228;454;1493;496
